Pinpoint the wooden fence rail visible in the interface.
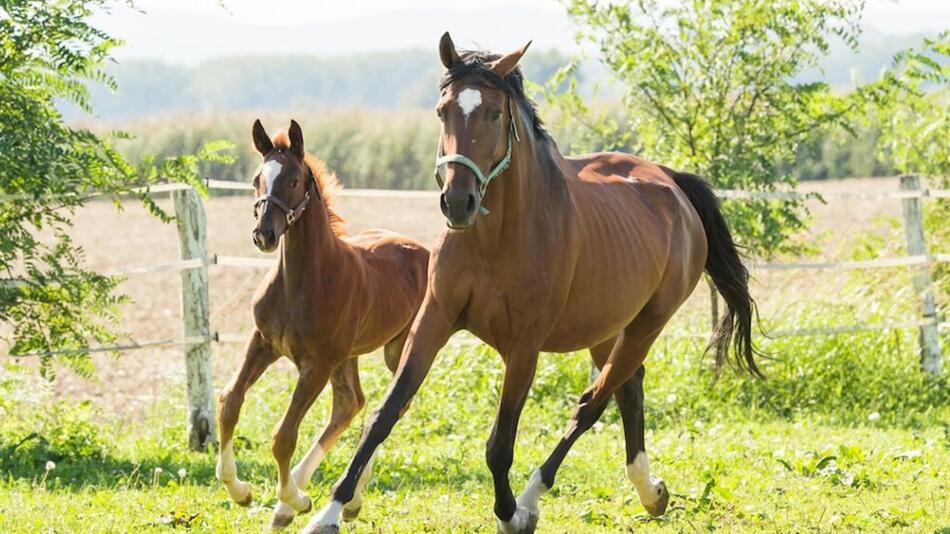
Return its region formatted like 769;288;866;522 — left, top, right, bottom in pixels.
2;176;947;449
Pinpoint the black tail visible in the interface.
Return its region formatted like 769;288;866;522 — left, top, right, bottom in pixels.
668;169;763;378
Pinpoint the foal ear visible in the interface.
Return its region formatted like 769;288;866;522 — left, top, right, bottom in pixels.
487;40;532;77
439;31;462;69
252;119;273;155
288;119;304;160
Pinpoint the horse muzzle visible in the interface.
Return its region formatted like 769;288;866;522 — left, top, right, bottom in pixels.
252;227;279;252
440;188;479;229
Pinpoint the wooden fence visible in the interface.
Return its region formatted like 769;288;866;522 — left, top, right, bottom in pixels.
3;176;948;450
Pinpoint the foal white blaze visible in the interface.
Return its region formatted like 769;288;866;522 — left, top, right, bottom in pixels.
262;159;283;194
216;440;251;503
627;451;664;506
457;88;482;125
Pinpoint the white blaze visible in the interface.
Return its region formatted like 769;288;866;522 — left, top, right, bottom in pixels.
457;88;482;125
262;160;282;194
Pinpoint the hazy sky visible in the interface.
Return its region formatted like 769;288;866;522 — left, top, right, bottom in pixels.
92;0;950;64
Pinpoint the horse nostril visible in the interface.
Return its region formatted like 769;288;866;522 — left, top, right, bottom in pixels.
440;193;450;217
466;193;476;214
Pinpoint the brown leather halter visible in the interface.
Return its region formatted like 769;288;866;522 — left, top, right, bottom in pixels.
253;168;319;226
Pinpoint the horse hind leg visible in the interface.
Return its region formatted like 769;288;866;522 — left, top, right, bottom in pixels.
515;309;670;533
271;358;364;529
590;338;669;516
615;365;669;516
216;331;279;507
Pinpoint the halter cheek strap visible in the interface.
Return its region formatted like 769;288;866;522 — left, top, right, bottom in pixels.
433;99;520;215
254;169;319;226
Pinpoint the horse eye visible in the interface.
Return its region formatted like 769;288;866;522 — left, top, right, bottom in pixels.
491;110;502;121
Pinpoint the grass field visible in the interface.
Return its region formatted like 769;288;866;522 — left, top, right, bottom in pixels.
2;177;949;533
2;330;949;533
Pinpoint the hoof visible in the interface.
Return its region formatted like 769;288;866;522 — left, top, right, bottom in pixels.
270;514;294;531
642;480;670;517
235;488;253;507
297;495;313;515
497;506;539;534
341;504;361;522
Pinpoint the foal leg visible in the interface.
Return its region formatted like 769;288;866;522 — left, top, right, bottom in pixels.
517;311;669;533
590;339;669;517
491;351;540;534
272;359;364;528
270;360;334;530
216;331;279;506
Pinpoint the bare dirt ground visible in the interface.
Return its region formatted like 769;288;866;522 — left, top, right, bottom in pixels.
3;176;920;416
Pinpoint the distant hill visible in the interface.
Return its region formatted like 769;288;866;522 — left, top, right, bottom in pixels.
64;28;935;122
64;49;571;122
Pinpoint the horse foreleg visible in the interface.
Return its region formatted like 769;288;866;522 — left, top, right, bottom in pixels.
490;351;540;534
270;361;332;530
302;293;456;534
272;358;364;526
216;331;278;506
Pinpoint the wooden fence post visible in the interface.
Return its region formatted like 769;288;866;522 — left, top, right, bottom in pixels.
899;175;942;374
172;187;217;451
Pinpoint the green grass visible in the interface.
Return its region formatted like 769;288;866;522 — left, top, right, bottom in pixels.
1;321;949;533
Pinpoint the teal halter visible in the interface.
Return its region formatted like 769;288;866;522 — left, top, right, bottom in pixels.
433;99;520;215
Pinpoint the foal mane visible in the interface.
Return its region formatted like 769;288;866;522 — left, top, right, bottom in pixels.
273;133;347;237
440;49;549;140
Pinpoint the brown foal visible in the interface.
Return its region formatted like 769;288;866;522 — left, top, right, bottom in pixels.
306;33;760;534
215;120;428;530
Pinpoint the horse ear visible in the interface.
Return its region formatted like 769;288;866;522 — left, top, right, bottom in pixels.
288;119;304;160
487;40;532;77
252;119;273;155
439;31;462;69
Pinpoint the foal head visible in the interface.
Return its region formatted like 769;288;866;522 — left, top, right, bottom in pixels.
434;32;532;229
250;119;316;252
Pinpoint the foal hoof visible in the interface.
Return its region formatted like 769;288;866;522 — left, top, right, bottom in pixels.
642;480;670;517
270;513;295;531
298;495;313;515
235;488;253;507
341;505;362;522
496;506;539;534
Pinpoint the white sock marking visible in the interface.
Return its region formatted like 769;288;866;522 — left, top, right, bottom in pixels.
627;451;663;505
292;442;326;489
216;440;250;501
457;88;482;125
306;500;343;529
262;160;282;194
515;469;548;511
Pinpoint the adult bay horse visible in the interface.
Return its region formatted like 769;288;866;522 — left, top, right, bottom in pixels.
306;33;760;534
215;120;429;530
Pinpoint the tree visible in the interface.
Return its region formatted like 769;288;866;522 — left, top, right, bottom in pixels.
875;32;950;309
0;0;231;376
558;0;870;258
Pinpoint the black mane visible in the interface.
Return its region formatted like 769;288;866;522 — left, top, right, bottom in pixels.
440;50;548;140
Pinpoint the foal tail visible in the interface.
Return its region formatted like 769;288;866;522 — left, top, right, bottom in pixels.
667;169;764;378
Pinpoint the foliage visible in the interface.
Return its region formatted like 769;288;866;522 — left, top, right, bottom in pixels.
873;32;950;307
560;0;875;258
0;0;232;375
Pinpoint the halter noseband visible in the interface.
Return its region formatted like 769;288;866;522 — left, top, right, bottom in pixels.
254;167;319;226
433;98;520;215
